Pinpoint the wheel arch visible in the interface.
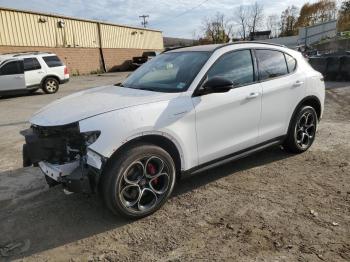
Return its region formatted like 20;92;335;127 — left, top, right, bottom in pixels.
40;75;60;87
103;132;184;175
287;95;322;132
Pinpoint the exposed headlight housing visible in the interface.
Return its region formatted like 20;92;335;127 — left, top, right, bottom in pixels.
82;131;101;146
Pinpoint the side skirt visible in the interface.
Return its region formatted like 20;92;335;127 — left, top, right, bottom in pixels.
183;136;286;175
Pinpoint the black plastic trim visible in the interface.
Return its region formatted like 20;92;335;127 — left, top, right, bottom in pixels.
286;96;322;134
182;135;286;175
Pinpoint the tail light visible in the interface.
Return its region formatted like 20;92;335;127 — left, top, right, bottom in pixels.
64;66;68;75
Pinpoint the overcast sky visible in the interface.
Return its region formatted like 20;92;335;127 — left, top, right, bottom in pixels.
0;0;312;38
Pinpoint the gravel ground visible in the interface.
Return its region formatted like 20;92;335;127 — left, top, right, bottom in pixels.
0;76;349;261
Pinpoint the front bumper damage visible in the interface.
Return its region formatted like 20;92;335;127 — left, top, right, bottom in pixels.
21;124;104;194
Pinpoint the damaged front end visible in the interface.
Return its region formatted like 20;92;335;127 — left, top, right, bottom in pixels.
21;123;104;194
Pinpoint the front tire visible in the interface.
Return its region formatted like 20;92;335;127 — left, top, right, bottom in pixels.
284;106;318;153
42;78;59;94
101;143;176;219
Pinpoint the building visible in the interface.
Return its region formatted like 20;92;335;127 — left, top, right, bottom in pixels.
249;30;271;41
0;7;164;74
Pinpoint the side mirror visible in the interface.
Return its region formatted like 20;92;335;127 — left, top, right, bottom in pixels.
198;77;233;95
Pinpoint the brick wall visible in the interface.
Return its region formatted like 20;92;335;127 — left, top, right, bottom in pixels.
102;48;151;71
0;46;159;74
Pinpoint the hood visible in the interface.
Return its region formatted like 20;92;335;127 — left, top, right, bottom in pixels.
30;85;180;126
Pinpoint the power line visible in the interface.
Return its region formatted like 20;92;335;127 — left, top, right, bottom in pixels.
151;0;210;26
171;0;210;20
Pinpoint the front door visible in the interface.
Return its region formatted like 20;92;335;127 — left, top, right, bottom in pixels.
192;49;262;165
0;60;25;92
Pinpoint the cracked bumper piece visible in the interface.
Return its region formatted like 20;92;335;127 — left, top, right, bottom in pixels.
38;160;93;193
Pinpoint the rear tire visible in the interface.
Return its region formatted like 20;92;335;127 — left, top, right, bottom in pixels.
284;106;318;153
101;143;176;219
42;78;59;94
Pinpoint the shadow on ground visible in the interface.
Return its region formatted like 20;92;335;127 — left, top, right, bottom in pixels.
0;146;292;260
0;90;44;100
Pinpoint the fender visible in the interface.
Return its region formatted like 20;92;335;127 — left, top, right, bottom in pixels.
40;74;61;86
286;95;322;134
114;130;186;170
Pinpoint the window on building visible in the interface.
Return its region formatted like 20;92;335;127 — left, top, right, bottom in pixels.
256;50;288;80
42;56;63;67
0;61;24;75
23;58;41;71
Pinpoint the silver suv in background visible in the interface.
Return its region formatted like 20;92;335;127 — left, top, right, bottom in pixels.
0;51;69;95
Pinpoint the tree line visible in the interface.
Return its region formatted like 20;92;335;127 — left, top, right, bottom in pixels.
197;0;350;44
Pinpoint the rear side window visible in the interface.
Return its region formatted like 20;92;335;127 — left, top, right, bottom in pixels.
207;50;255;87
23;58;41;71
256;50;288;80
42;56;63;67
285;54;297;73
0;60;24;75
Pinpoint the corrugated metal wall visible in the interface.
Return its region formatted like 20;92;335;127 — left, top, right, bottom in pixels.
101;24;163;49
0;8;163;50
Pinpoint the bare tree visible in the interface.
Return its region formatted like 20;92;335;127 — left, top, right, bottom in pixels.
247;2;264;39
202;13;233;43
266;14;280;38
234;5;249;40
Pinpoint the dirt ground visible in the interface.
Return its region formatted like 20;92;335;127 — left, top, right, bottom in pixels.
0;77;349;262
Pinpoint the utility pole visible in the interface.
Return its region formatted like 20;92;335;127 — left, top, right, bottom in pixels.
139;15;149;28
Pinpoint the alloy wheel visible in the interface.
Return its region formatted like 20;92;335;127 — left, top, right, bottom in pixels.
294;111;316;149
46;80;58;93
118;156;171;214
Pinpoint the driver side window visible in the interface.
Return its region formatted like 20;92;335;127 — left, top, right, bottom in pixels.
207;50;255;87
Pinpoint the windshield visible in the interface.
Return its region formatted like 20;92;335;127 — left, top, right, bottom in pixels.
122;51;210;92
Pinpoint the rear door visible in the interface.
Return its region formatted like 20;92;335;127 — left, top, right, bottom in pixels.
256;49;305;143
0;60;25;92
24;57;44;87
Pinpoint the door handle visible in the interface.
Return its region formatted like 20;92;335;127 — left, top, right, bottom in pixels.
292;80;304;87
246;92;260;99
37;71;44;74
15;76;24;79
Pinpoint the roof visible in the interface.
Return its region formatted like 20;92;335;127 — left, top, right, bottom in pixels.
0;6;162;33
0;51;54;61
166;44;222;52
165;41;285;53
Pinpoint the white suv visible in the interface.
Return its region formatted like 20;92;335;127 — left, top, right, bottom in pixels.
21;42;325;218
0;52;69;95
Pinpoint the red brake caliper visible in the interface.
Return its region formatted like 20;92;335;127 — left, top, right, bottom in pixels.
147;163;159;185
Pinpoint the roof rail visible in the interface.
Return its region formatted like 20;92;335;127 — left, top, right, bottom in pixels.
12;51;52;57
214;41;286;51
1;51;52;56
